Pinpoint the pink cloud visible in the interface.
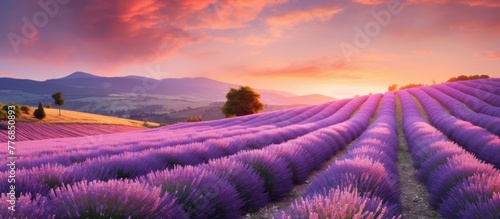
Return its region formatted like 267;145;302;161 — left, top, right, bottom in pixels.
407;0;448;4
240;56;360;79
406;0;500;7
0;70;21;78
184;0;289;29
352;0;385;5
266;5;342;37
187;50;220;60
381;0;500;42
267;6;342;28
475;51;500;60
243;35;275;46
0;0;288;69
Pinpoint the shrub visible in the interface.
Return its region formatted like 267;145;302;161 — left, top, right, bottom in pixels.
8;164;79;196
203;158;268;212
49;180;187;219
186;115;202;122
34;102;46;120
20;105;30;114
1;103;21;120
447;74;490;82
305;157;400;206
438;173;500;218
140;166;243;219
230;151;294;201
0;193;54;218
427;153;495;207
276;186;401;219
78;153;166;181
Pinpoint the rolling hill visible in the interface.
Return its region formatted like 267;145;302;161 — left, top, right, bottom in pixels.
0;72;336;123
0;107;158;142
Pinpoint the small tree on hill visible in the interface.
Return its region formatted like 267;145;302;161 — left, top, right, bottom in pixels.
222;86;264;118
388;84;398;92
33;102;46;120
52;91;65;115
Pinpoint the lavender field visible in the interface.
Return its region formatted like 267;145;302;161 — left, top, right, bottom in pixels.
0;123;143;142
1;79;499;218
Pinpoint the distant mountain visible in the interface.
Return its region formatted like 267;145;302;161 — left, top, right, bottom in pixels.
43;72;336;104
259;92;336;105
1;72;336;105
58;71;101;80
0;72;336;123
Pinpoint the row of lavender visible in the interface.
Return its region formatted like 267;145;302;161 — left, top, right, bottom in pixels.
460;79;500;97
276;92;402;218
399;90;499;218
0;123;143;142
0;95;380;198
0;93;384;218
0;98;357;172
448;81;500;107
2;99;340;153
419;86;500;136
408;87;500;168
433;82;500;117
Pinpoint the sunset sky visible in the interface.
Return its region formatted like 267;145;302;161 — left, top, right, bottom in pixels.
1;0;499;98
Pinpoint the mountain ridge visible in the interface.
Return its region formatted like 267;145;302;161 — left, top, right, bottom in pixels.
0;72;338;123
14;72;336;105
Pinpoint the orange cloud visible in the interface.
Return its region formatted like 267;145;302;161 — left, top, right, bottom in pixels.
266;5;342;36
459;0;500;7
406;0;500;6
241;57;360;79
352;0;385;5
267;6;342;28
407;0;448;4
1;0;290;67
243;35;275;46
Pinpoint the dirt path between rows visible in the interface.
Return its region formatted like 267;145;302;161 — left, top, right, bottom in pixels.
242;146;350;219
243;98;379;218
244;96;443;219
396;96;441;219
